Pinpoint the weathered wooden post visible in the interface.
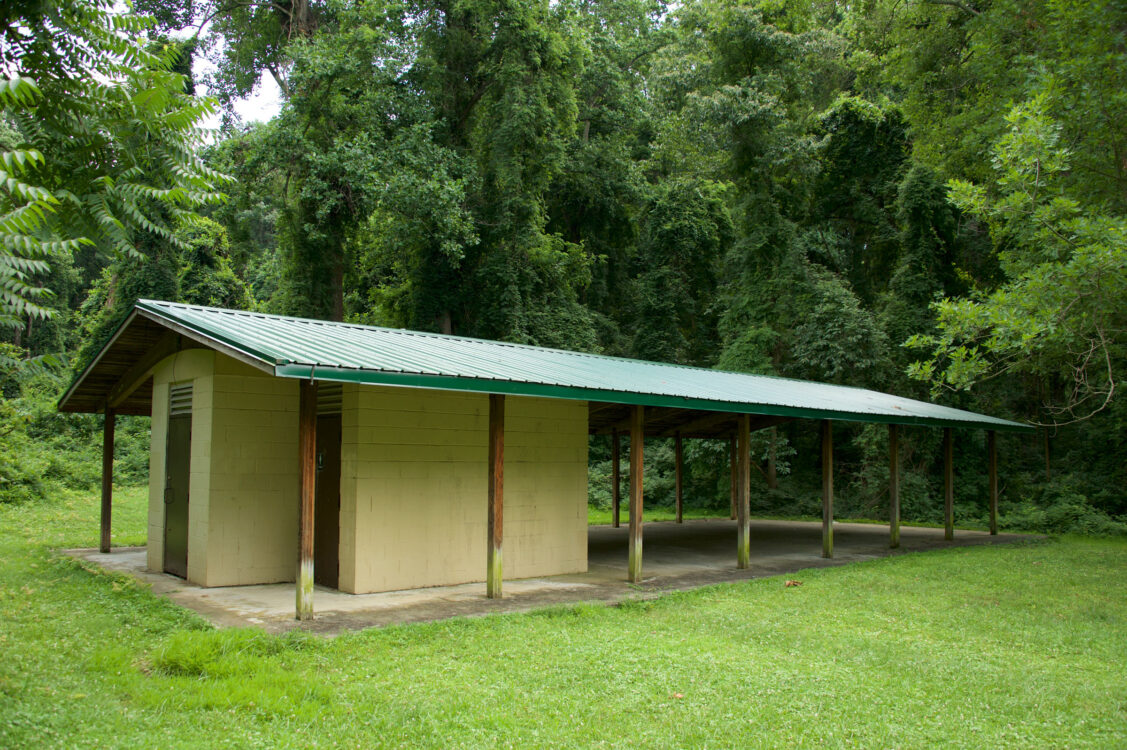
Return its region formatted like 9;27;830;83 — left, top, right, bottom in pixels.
889;424;900;549
729;436;737;520
943;428;954;541
674;432;683;524
612;430;621;529
628;405;644;583
100;406;116;554
822;420;834;559
297;380;317;621
487;394;505;598
737;414;751;569
988;429;998;535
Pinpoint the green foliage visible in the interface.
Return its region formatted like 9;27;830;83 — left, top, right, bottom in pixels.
812;96;908;302
632;178;733;365
1003;483;1127;537
1;0;1122;541
0;0;228;328
177;217;252;310
908;100;1127;423
0;363;149;504
71;235;181;372
863;0;1127;213
791;266;889;387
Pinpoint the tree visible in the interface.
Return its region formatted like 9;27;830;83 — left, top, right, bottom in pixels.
177;217;253;310
811;96;908;304
134;0;326;108
632;178;732;365
908;99;1126;424
791;265;889;387
880;163;959;380
259;2;474;322
0;0;227;339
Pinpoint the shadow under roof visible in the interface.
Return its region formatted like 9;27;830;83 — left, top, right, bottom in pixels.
58;299;1032;433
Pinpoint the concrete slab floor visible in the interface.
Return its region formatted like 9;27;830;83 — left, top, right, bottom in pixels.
67;519;1033;635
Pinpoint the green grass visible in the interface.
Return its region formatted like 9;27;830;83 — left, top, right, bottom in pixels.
587;505;735;525
2;488;1126;748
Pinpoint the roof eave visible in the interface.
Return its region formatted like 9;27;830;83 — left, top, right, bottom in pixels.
58;301;280;414
277;363;1035;433
58;308;143;413
135;301;279;375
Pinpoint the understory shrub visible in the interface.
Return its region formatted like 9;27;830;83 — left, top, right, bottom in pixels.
0;369;150;504
1002;476;1127;535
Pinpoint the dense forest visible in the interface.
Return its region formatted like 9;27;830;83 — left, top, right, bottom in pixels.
1;0;1124;533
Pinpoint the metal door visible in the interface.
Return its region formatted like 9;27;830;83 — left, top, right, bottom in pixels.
314;414;341;588
163;387;192;578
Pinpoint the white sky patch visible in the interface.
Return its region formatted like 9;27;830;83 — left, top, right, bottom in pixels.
169;17;283;132
193;55;284;131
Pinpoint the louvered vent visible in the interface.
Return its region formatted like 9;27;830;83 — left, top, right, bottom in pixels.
169;383;193;416
317;383;342;415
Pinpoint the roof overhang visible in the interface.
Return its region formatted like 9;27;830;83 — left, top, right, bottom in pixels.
58;307;275;416
58;300;1035;435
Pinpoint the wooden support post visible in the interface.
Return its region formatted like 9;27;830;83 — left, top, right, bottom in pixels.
766;427;778;490
296;380;317;621
612;430;621;529
822;420;834;559
674;432;683;524
889;424;900;549
944;428;954;541
487;394;505;598
628;405;644;583
988;429;998;536
729;436;737;520
99;407;115;554
737;414;751;569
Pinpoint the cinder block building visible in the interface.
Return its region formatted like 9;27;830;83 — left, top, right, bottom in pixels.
60;300;1031;619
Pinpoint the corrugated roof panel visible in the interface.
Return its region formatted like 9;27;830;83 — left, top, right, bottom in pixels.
131;299;1030;431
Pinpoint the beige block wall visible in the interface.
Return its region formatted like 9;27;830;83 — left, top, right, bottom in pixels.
148;350;298;587
340;386;588;594
148;353;587;593
503;396;589;580
204;355;298;586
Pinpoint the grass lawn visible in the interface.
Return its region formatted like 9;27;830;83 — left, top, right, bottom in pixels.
587;506;735;525
2;488;1126;748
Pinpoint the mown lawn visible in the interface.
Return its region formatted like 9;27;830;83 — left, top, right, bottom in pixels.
587;506;734;525
2;488;1125;748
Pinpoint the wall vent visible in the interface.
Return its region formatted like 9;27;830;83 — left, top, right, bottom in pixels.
169;383;193;416
317;383;343;415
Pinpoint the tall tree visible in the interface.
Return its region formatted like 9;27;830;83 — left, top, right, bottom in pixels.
908;100;1126;424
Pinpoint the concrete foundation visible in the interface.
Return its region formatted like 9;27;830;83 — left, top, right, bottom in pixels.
69;519;1032;635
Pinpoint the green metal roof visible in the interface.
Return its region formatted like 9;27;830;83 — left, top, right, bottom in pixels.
61;299;1032;432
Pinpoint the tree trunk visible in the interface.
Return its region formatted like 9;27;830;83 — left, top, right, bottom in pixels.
331;256;344;322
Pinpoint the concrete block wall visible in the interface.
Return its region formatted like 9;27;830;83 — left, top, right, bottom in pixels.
339;385;588;594
148;350;298;587
503;396;589;579
203;355;298;586
149;353;588;593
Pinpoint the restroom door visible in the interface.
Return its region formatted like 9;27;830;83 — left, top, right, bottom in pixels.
314;414;341;588
163;384;192;578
